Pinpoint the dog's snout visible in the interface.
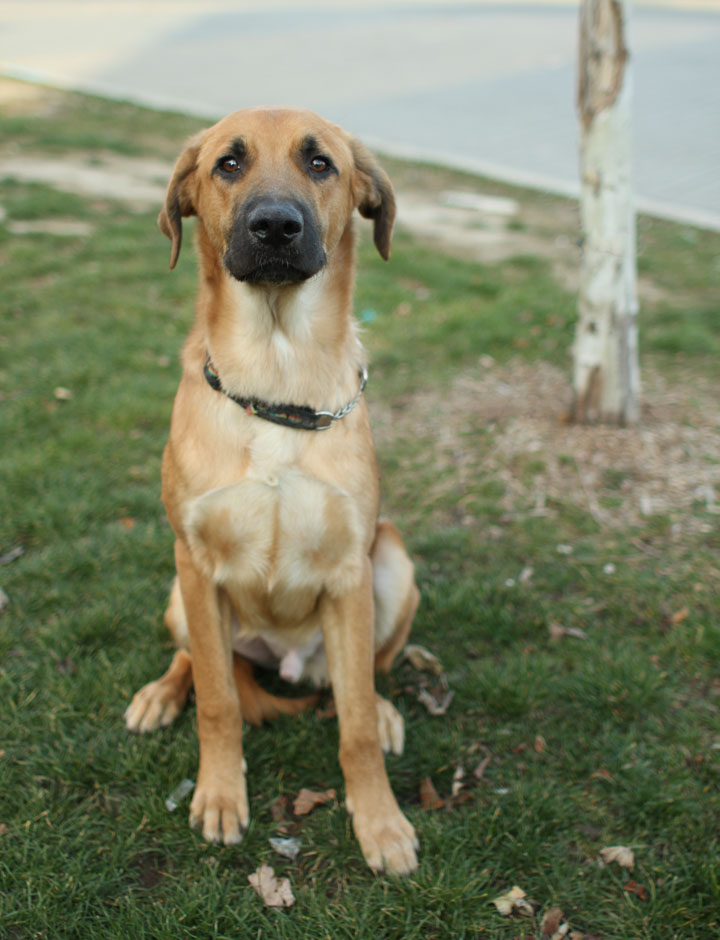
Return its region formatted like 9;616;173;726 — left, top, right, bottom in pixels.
247;202;304;247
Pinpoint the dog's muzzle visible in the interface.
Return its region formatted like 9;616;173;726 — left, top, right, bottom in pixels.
224;196;326;285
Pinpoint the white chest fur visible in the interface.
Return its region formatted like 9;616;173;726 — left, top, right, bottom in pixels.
183;466;364;629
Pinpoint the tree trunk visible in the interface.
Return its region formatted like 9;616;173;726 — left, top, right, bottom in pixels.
573;0;640;425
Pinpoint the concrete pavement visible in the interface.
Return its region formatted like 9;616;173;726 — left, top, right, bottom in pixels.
1;1;719;229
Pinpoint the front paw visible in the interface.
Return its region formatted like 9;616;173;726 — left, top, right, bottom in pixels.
352;803;418;875
189;769;249;845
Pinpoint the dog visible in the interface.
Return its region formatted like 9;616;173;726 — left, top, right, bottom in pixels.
124;107;420;875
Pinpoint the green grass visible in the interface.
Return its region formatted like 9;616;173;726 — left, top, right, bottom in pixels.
1;81;719;939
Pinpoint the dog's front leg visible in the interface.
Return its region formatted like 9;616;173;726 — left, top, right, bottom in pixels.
174;539;248;844
321;559;418;875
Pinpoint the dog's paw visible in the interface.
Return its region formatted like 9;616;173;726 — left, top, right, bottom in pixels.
376;695;405;756
353;805;418;875
125;678;186;733
189;775;249;845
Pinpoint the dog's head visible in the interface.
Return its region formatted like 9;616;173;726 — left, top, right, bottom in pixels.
158;108;395;285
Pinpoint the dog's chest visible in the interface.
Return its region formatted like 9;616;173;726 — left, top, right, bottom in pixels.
184;460;364;628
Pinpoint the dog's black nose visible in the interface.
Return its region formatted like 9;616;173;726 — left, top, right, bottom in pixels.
247;202;304;248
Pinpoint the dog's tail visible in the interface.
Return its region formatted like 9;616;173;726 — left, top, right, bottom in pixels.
232;655;321;727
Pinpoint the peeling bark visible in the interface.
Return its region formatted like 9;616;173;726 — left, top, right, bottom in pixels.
573;0;640;425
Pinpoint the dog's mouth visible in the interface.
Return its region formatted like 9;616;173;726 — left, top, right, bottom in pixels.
232;257;320;286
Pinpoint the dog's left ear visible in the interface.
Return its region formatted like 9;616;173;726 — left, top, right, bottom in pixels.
158;130;206;269
350;138;396;261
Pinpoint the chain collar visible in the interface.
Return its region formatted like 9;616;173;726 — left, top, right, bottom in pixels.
203;354;367;431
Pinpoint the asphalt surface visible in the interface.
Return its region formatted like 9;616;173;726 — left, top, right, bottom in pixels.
1;1;719;229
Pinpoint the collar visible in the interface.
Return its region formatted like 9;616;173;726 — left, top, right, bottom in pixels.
203;354;368;431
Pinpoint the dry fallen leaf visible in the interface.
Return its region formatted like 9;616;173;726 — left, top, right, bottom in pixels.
670;606;690;625
473;755;491;780
549;621;588;641
417;675;455;715
600;844;635;870
541;907;569;939
451;764;465;797
624;880;648;901
419;776;444;811
403;643;443;675
491;885;537;917
54;386;72;401
534;734;547;754
293;787;336;816
248;864;295;908
0;546;23;567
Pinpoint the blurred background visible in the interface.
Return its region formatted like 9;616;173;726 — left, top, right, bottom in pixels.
1;0;719;229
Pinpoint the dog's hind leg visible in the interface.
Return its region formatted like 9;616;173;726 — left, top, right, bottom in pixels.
372;520;419;673
125;578;194;733
370;520;419;757
232;655;321;727
125;647;193;733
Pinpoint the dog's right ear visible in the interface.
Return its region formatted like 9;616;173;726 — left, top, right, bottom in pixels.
158;131;205;269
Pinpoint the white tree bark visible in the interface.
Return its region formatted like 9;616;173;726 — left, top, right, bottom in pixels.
573;0;640;425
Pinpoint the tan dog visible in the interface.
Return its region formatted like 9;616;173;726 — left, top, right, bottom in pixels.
125;107;420;875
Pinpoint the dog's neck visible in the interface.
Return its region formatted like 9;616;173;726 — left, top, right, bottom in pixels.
196;224;363;412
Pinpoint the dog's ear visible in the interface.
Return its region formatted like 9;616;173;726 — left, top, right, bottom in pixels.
158;131;205;269
350;138;396;261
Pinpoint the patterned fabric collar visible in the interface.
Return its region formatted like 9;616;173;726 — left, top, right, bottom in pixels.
203;354;367;431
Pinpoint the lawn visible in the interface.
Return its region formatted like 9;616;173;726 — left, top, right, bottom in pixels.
0;80;718;939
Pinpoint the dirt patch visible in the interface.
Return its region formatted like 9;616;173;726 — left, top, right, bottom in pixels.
374;359;720;534
0;153;169;208
0;77;59;116
6;218;95;236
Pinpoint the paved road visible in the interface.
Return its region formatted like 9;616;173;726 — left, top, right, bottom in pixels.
2;1;719;228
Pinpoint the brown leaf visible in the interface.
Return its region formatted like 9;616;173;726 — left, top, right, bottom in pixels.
534;735;547;754
624;880;648;901
541;907;563;936
419;776;444;811
293;787;336;816
119;517;136;530
248;864;295;908
670;606;689;625
589;769;613;782
541;907;568;939
54;386;72;401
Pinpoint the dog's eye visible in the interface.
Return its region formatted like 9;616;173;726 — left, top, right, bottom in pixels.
220;157;241;174
309;156;331;174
